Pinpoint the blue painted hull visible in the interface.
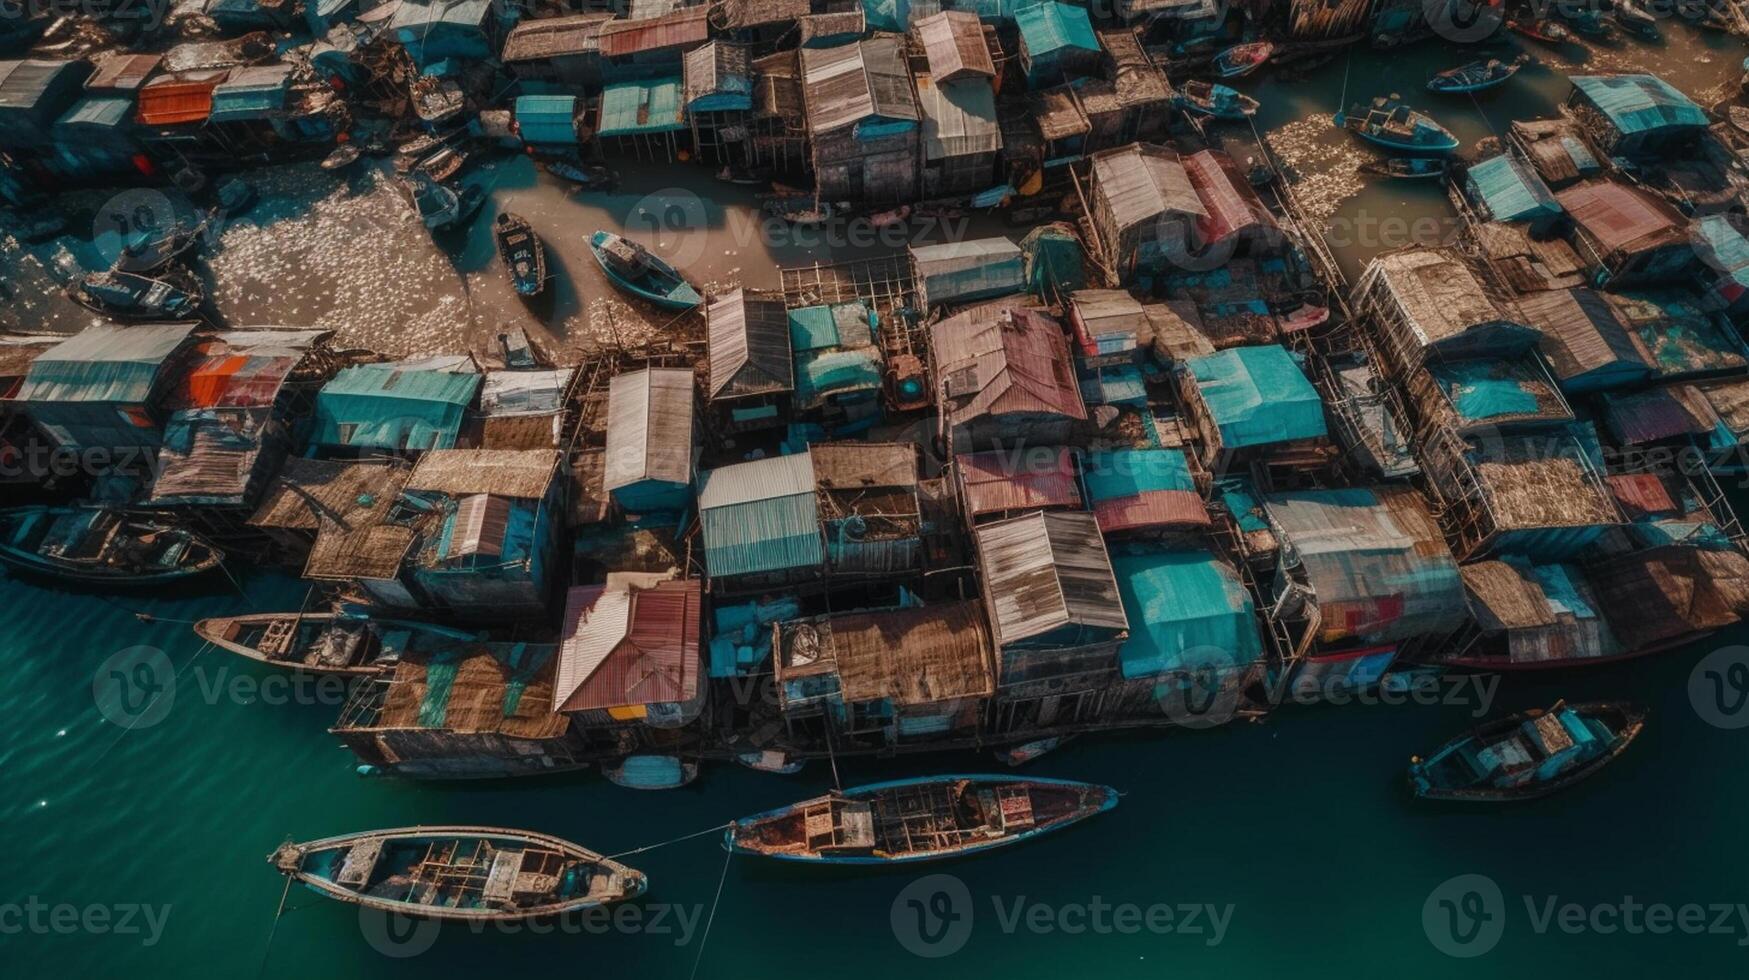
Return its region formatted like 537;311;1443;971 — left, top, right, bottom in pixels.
589;231;701;311
726;773;1119;864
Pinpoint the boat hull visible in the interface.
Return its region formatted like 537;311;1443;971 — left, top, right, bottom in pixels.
588;231;701;310
1409;702;1644;802
0;507;222;586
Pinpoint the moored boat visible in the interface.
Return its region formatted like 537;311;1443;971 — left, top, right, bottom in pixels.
545;160;617;189
1360;156;1450;179
995;736;1073;767
587;231;702;310
1507;17;1572;43
1335;95;1461;154
405;174;483;232
1175;79;1260;120
410;75;466;125
1614;0;1660;36
735;749;805;774
321;143;362;171
761;195;836;226
269;827;646;921
70;268;203;320
604;754;698;789
1427;58;1522;95
415;146;467;182
494;212;547;298
115;219;206;274
0;506;222;586
725;775;1119;863
192;611;481;677
1408;701;1645;802
1212;41;1274;78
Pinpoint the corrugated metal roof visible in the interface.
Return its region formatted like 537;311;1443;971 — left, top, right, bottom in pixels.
597;76;686;136
707;288;793;400
932;304;1087;425
1091;143;1204;234
478;368;572;416
514;94;578;144
168;331;323;409
1555;179;1688;257
1465;154;1562;223
957;448;1081;517
911;237;1022;277
55;95;133;131
976;509;1127;646
916;10;994;81
558;576;701;711
389;0;492;32
1517;287;1652;391
0;60;77;110
1602;384;1716;446
800;36;918;133
137;72;227;126
1570;74;1706;136
1187;345;1327;449
1356;247;1535;356
683;40;752;111
916;73;1001;161
1015;1;1098;57
149;406;276;506
17;322;197;406
86;53;162;92
1182;149;1275;245
1263;487;1467;644
715;0;811;29
604;367;694;491
789;300;874;352
698;453;824;577
597;6;711;58
208;64;292;122
1084;448;1209;532
312;361;481;451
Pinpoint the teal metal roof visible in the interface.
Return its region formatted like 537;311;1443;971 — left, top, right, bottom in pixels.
1085;448;1196;501
1014;2;1098;58
313;363;481;451
208;65;292;122
1570;74;1706;135
788;301;875;352
1696;214;1749;277
1465;154;1561;223
54;95;132;130
17;322;197;405
1113;550;1261;680
1187;345;1326;449
697;454;824;577
515;94;578;145
598;77;685;137
794;346;883;408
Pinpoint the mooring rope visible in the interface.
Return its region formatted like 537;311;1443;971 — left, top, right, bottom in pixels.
687;843;735;980
605;821;734;860
253;874;294;980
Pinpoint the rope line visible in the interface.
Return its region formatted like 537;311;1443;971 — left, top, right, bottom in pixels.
687;843;735;980
606;822;734;859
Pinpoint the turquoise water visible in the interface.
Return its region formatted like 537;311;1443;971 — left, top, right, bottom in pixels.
9;32;1749;980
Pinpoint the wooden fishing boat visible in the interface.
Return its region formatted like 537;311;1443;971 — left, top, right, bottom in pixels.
409;76;466;125
0;506;222;586
716;164;771;186
604;754;698;789
1175;79;1259;120
1212;41;1274;78
415;146;467;182
735;749;805;774
1560;6;1612;36
115;219;205;274
995;736;1073;767
544;160;617;190
725;775;1119;864
321;143;362;171
1408;701;1645;802
70;268;203;320
1614;0;1660;36
1360;156;1450;179
1507;17;1572;43
396;133;443;159
588;230;701;310
192;612;481;677
1427;58;1521;95
494;212;546;298
761;195;836;226
1335;95;1460;154
405;174;483;232
270;827;646;922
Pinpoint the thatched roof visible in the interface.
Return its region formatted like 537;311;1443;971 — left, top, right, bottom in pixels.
779;600;994;707
406;449;558;499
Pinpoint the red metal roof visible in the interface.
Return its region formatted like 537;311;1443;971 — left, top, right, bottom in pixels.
137;72;227;126
1182;149;1275;247
1605;473;1675;519
171;351;302;410
1555;179;1687;257
1092;488;1211;534
596;7;710;58
957;448;1081;517
558;578;701;712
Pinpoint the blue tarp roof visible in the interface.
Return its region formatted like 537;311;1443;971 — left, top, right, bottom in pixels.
1113;550;1261;679
789;301;874;352
1187;345;1327;449
208;65;292;122
1014;1;1098;57
1570;74;1707;135
795;346;883;408
1085;448;1196;502
1695;214;1749;286
1466;154;1562;223
598;77;685;137
515;94;578;145
313;362;481;451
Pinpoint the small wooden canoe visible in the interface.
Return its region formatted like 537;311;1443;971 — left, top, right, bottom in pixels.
604;754;698;790
1507;18;1572;43
494;212;547;298
995;736;1073;767
588;231;701;310
762;195;835;226
69;268;203;321
735;749;804;774
545;160;617;189
1614;0;1660;36
1212;41;1274;78
0;506;222;586
1408;701;1645;802
726;775;1118;864
321;144;362;171
1360;157;1450;179
192;612;481;677
1427;58;1521;95
1176;79;1259;120
270;827;646;922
